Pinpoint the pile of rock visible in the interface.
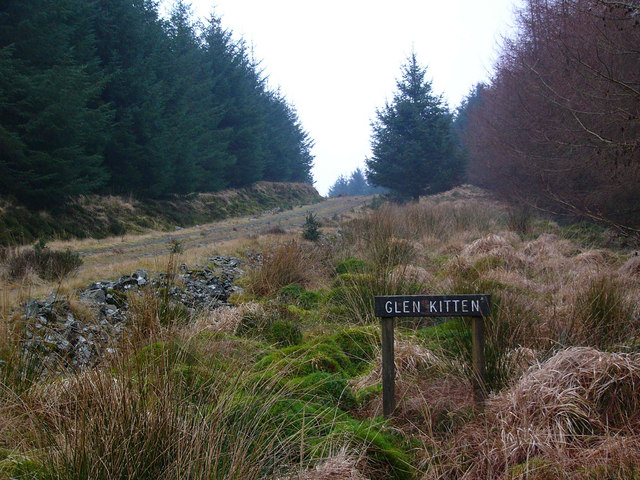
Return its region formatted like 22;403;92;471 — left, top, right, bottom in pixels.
20;256;244;370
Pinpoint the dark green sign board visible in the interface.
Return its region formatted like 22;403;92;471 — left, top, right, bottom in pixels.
374;294;490;318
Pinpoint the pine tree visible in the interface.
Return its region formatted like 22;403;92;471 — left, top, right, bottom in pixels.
0;0;111;208
366;52;462;200
91;0;172;196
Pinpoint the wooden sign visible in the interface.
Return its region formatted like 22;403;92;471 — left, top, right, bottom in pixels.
375;294;490;318
374;294;491;417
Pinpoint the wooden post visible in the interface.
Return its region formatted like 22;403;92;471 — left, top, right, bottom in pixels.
471;316;486;404
381;317;395;417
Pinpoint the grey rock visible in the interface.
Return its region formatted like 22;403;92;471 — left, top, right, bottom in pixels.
81;288;106;304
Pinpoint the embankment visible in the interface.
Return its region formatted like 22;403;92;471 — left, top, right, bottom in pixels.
0;182;322;245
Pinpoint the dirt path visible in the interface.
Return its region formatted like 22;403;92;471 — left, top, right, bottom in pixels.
74;194;372;263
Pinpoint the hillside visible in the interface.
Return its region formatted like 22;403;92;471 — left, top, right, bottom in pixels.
0;182;322;245
1;187;639;479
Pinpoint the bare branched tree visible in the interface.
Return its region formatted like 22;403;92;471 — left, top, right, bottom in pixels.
465;0;640;237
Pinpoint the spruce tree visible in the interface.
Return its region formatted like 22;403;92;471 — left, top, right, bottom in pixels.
366;53;462;200
0;0;111;208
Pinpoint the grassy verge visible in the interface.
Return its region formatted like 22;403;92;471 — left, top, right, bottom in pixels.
0;182;322;246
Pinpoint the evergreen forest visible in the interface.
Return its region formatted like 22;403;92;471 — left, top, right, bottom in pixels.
0;0;314;209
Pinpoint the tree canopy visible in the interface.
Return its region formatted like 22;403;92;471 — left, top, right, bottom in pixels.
365;53;463;200
0;0;314;208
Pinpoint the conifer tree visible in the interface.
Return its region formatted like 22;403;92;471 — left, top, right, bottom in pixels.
0;0;111;208
366;53;462;200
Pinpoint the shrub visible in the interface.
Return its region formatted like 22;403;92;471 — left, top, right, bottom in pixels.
506;205;533;235
5;241;83;281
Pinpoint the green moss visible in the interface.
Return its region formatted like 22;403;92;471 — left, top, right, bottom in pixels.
264;319;303;347
355;383;382;406
254;327;380;379
292;372;356;410
326;286;347;304
256;340;351;377
278;283;305;301
417;319;471;359
237;308;303;347
332;326;380;373
298;290;321;310
331;419;414;480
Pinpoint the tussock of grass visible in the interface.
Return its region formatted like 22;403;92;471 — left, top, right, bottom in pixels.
567;274;637;349
620;255;640;277
486;347;640;472
245;240;328;296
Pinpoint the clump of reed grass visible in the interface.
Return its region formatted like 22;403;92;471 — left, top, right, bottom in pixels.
245;240;327;296
619;255;640;277
505;205;534;235
567;274;637;349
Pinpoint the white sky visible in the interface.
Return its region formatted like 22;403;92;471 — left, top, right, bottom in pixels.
167;1;521;195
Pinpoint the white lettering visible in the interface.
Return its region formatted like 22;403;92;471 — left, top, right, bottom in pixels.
471;300;480;312
430;301;437;313
385;301;393;314
461;299;469;312
452;300;460;311
444;300;451;312
413;301;421;313
394;301;401;314
403;300;410;313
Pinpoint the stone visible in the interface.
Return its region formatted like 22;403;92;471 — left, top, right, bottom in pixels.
81;288;106;304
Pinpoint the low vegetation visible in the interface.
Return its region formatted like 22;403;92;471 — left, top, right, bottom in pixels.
1;187;639;479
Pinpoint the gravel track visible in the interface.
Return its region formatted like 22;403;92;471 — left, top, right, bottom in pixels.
77;195;372;262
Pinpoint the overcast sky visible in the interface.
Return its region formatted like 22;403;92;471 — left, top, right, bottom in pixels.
165;1;521;195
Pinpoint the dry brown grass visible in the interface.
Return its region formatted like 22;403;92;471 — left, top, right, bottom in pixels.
3;188;640;479
245;240;329;296
293;453;370;480
485;347;640;475
415;347;640;480
186;302;265;337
